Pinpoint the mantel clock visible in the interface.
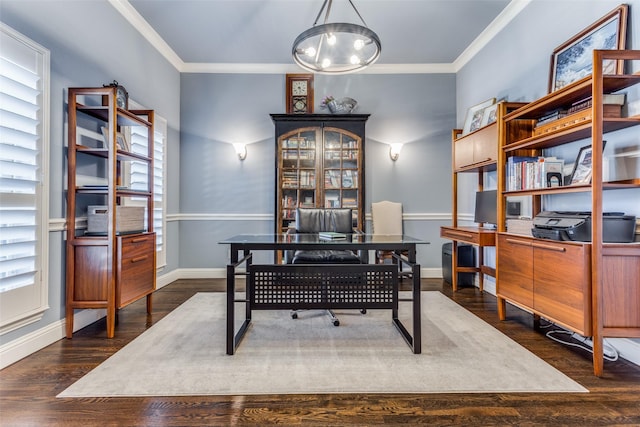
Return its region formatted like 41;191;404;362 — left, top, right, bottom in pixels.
286;74;314;114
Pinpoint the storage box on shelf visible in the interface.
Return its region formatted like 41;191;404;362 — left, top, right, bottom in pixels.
496;50;640;376
66;87;156;338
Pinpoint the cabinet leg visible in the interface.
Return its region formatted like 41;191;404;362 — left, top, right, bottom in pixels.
497;297;506;321
533;314;541;330
146;293;153;314
592;335;604;377
106;305;116;338
65;306;74;338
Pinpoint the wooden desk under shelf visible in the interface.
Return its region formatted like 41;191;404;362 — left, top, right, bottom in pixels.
440;226;496;291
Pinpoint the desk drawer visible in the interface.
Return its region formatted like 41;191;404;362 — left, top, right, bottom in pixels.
441;226;496;246
441;228;479;244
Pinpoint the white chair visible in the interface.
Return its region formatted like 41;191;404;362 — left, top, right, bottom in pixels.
371;201;408;266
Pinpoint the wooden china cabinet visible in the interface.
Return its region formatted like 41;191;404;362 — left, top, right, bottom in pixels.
271;114;369;235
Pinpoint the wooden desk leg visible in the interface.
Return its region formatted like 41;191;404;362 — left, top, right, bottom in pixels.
478;247;484;292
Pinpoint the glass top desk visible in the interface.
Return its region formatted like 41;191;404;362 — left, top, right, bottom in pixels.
220;234;429;355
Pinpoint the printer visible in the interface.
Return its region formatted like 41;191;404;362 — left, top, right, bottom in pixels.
532;211;636;243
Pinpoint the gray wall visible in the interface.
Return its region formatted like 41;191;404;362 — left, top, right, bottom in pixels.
0;1;180;346
2;0;639;360
180;72;456;267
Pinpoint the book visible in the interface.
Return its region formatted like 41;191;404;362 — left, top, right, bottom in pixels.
318;231;347;240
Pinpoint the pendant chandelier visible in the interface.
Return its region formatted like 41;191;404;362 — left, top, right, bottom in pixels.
292;0;381;74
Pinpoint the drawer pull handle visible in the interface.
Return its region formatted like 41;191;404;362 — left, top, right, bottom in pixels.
505;238;532;247
447;231;474;239
532;243;566;252
131;255;148;263
131;238;147;243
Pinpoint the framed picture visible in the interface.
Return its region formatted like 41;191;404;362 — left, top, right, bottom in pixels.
100;126;109;148
569;141;607;185
549;5;628;93
116;132;129;151
462;98;495;135
480;103;499;127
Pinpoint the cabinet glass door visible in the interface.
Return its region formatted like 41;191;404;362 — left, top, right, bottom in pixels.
279;128;318;231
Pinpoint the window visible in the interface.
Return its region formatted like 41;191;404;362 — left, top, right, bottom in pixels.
127;102;167;268
0;23;50;334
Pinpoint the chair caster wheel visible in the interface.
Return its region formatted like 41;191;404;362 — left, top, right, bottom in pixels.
291;313;298;319
360;309;367;314
333;320;340;327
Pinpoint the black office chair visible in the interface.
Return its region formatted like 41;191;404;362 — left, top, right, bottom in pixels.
285;208;364;326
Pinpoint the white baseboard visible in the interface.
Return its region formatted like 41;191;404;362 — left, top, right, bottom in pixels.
3;267;639;371
0;308;105;369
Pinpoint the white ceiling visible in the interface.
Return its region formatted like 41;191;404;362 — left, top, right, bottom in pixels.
115;0;527;73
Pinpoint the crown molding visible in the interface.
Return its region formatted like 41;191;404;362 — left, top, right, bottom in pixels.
453;0;532;72
112;0;528;75
108;0;184;71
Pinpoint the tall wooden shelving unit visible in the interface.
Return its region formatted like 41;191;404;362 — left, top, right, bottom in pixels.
496;50;640;376
441;102;526;291
271;114;369;233
66;87;156;338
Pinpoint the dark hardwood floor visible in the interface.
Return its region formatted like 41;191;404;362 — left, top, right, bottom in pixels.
1;278;639;426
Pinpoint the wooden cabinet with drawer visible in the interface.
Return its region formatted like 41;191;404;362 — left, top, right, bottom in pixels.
66;87;156;338
497;234;591;335
117;233;156;307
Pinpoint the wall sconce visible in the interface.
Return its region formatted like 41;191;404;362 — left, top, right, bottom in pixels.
389;143;403;161
233;143;247;160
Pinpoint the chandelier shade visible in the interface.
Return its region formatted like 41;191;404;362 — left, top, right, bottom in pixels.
292;0;381;74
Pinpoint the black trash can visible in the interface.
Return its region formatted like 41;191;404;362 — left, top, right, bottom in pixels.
442;242;475;287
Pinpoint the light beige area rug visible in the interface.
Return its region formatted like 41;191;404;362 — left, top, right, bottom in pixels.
58;292;587;397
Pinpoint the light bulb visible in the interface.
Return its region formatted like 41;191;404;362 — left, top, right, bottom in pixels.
354;39;365;50
350;55;360;65
304;47;316;57
326;33;336;45
321;58;331;68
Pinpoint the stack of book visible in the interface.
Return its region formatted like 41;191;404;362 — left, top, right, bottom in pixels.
534;109;568;128
318;231;346;240
533;93;625;136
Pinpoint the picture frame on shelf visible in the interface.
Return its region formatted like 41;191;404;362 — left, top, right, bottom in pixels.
116;132;129;151
549;4;628;93
480;103;499;127
100;126;109;148
462;98;495;135
570;145;594;185
569;141;607;185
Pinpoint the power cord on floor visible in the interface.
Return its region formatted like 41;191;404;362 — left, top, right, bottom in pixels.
545;328;619;362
